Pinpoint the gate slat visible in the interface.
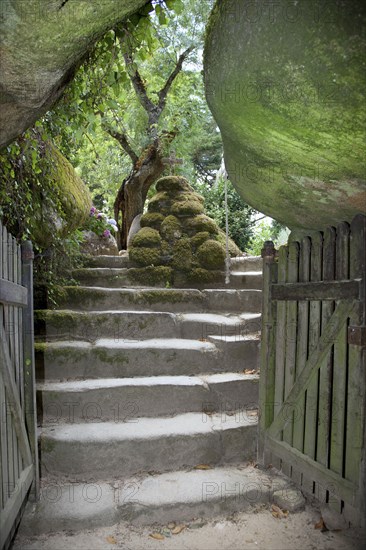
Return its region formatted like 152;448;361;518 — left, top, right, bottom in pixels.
329;223;349;488
346;215;365;489
274;246;288;469
0;221;7;509
293;237;311;454
10;236;20;492
303;232;323;463
317;226;336;505
283;242;299;448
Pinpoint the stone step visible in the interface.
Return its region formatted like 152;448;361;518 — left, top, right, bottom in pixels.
83;254;263;273
37;373;259;424
35;336;260;381
35;309;261;344
40;411;257;480
73;268;131;288
35;310;179;342
228;271;262;289
18;466;292;535
56;287;262;313
230;256;262;272
83;255;130;268
72;268;263;290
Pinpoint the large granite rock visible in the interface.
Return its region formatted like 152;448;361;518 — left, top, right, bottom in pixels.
204;0;366;231
0;0;146;147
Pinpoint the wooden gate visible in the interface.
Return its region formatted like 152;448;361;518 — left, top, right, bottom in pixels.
259;214;365;527
0;220;38;549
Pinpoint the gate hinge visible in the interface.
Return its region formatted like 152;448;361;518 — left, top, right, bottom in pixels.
348;325;366;347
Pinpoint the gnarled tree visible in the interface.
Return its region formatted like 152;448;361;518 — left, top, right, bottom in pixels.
102;31;193;249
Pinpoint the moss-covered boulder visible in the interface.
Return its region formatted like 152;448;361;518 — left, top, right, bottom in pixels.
196;240;226;270
128;176;241;285
0;0;147;147
204;0;366;231
130;227;162;248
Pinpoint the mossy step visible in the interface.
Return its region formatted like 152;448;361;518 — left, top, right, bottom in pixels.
56;287;262;313
39;411;257;480
35;309;179;342
37;372;259;423
34;338;228;380
72;268;131;288
83;255;131;269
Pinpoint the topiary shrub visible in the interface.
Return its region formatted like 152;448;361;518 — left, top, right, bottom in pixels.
186;268;223;284
172;237;192;271
129;246;161;267
215;230;241;257
196;239;226;270
160;215;182;242
140;212;165;230
156;176;192;194
128;266;172;286
190;231;211;251
171;196;205;217
130;227;161;248
184;214;219;236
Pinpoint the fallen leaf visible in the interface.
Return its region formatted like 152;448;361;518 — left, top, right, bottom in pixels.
194;464;212;470
247;410;258;416
244;369;256;374
149;532;165;540
171;524;186;535
106;536;117;544
271;504;288;519
167;522;176;529
314;517;326;530
199;338;208;342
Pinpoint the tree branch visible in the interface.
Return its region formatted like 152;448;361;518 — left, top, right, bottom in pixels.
103;125;138;164
157;46;194;111
123;50;155;114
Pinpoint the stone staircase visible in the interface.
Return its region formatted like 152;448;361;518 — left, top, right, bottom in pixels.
19;255;295;535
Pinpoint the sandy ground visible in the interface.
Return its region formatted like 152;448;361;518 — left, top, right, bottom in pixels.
13;503;365;550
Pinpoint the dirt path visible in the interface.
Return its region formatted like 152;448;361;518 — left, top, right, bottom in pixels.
13;504;365;550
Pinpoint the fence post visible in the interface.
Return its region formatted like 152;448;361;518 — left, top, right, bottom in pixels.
21;240;39;500
258;241;278;464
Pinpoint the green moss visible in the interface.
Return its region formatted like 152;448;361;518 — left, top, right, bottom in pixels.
171;195;205;217
130;227;161;248
41;437;56;454
197;239;226;270
94;348;129;365
186;268;223;284
190;231;210;251
128;266;172;286
140;212;165;230
184;215;219;235
147;191;172;214
156;176;192;194
172;237;192;271
215;230;242;257
129;246;161;267
160;215;182;242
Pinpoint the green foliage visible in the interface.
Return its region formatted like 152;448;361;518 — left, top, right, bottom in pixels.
0;128;91;308
246;220;286;256
196;239;225;270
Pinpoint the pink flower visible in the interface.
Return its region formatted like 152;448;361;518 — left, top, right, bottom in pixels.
90;206;96;216
103;229;111;238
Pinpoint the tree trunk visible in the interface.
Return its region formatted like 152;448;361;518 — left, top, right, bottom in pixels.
114;143;165;250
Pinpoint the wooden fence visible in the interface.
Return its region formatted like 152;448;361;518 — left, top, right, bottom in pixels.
259;214;365;528
0;220;38;549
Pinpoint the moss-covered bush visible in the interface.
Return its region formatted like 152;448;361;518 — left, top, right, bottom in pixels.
129;246;161;267
130;227;161;248
128;266;172;286
128;176;241;285
160;215;182;242
172;237;192;271
140;212;165;230
197;239;226;269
